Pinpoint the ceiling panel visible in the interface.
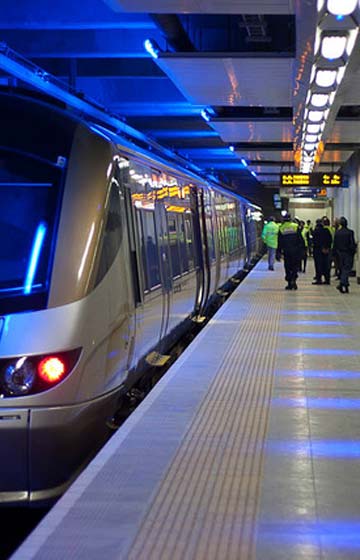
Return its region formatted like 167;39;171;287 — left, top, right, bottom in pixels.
235;150;294;162
110;1;295;14
210;121;293;143
256;175;281;182
321;150;354;163
156;58;294;106
318;163;342;172
253;165;285;173
327;122;360;144
339;67;360;105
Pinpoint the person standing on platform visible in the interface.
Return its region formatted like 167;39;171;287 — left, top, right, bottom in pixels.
332;217;341;279
278;213;304;290
322;216;334;283
299;220;308;273
312;218;332;285
305;219;313;256
334;216;357;293
261;216;279;271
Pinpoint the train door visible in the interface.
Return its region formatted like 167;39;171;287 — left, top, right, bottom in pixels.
153;198;172;352
119;159;165;369
193;187;210;316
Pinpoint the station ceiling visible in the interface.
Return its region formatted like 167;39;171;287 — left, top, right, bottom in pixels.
0;1;359;208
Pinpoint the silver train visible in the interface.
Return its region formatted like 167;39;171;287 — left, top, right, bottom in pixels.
0;91;263;505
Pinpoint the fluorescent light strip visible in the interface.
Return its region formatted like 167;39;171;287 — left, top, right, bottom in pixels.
24;222;47;295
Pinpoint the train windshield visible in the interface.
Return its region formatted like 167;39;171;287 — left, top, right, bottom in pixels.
0;148;63;314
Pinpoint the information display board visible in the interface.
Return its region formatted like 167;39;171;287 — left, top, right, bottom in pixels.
280;172;343;187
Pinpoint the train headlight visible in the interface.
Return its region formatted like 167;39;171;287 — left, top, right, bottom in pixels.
0;349;81;397
3;357;36;396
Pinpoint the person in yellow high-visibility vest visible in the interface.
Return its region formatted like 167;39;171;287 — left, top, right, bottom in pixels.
278;213;304;290
261;217;279;271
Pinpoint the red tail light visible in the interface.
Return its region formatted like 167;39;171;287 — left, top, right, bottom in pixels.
0;348;81;397
38;357;66;383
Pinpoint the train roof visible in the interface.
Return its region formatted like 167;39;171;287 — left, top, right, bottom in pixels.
0;88;260;209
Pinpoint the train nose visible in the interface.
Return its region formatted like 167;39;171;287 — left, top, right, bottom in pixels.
0;409;29;504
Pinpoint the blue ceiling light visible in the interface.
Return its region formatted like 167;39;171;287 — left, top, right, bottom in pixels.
229;145;235;152
251;170;257;178
144;39;160;59
201;109;211;122
241;158;248;167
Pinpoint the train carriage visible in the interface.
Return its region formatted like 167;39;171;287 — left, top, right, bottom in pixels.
0;91;262;505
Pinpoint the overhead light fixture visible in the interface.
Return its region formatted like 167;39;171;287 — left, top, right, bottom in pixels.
241;158;248;167
302;164;312;172
321;35;347;60
251;170;257;178
305;134;319;143
201;109;211;122
299;0;357;174
308;110;325;122
144;39;160;59
229;145;235;152
310;93;329;107
327;0;357;17
315;69;337;87
307;123;322;133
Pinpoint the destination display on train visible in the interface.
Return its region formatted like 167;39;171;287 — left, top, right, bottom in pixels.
280;172;343;187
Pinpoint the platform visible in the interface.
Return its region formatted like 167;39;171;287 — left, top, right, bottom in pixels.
11;259;360;560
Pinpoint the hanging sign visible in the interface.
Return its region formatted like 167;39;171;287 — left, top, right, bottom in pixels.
280;172;343;187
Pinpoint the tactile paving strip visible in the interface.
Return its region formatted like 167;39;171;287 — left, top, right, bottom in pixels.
128;281;284;560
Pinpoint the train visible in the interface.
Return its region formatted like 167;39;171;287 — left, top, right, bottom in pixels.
0;90;263;505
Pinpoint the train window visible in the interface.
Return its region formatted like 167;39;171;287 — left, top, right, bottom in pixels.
167;214;181;278
206;216;216;261
95;181;123;286
218;215;226;257
0;148;62;314
178;216;189;273
184;214;195;270
138;209;160;291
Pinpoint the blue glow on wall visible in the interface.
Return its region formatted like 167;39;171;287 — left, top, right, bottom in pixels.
24;222;47;295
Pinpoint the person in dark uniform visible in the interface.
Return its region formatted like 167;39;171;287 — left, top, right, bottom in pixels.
333;216;357;293
278;213;304;290
312;218;333;285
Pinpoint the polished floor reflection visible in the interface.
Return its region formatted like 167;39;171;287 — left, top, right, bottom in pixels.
12;259;360;560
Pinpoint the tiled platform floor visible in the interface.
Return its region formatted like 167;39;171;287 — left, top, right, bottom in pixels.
12;259;360;560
